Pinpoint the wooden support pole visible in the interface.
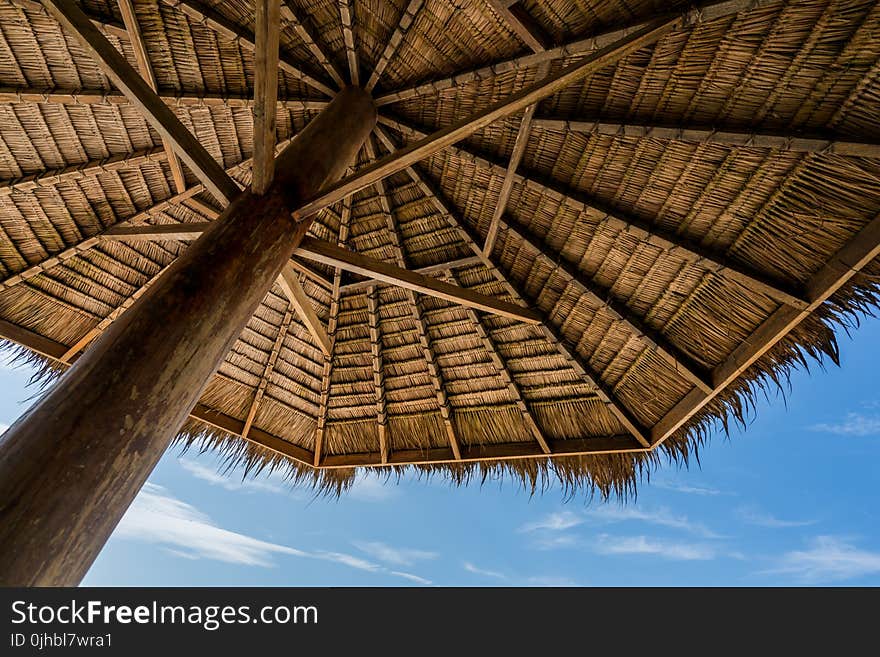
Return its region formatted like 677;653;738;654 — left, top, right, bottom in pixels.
253;0;281;194
0;87;375;586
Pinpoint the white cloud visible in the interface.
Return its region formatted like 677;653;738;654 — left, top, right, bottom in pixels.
593;534;718;561
463;561;507;580
346;472;396;502
810;412;880;436
390;571;433;586
117;484;432;584
116;483;309;567
178;458;289;495
585;505;721;539
652;480;726;496
519;511;583;533
765;536;880;583
737;506;816;529
354;540;438;567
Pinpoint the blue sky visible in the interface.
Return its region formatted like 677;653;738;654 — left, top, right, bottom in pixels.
1;315;879;586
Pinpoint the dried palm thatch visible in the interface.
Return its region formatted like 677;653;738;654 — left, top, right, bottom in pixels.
0;0;878;501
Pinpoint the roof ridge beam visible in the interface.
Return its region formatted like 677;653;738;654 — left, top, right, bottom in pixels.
364;0;424;93
291;17;680;219
532;117;880;158
372;124;650;447
159;0;335;96
382;114;809;310
117;0;187;193
375;0;774;106
652;211;880;447
41;0;241;204
500;218;713;393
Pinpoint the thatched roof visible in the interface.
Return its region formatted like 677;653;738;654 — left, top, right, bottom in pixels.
0;0;878;499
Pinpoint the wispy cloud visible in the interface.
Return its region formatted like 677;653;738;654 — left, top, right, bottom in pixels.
593;534;719;561
652;480;726;496
585;505;722;539
178;458;290;495
519;511;584;533
764;536;880;583
810;412;880;436
463;561;508;580
390;571;433;585
737;506;816;529
354;541;438;567
117;484;432;584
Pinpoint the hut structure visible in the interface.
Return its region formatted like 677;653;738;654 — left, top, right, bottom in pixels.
0;0;878;586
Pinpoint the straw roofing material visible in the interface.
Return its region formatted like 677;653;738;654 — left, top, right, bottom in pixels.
0;0;878;500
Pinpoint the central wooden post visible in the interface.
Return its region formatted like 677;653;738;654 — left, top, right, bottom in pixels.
0;87;376;586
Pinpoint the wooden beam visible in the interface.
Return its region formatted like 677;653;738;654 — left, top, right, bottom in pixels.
383;115;809;310
532;117;880;158
0;86;329;110
252;0;281;194
340;255;483;292
291;17;679;220
277;264;332;356
159;0;335;96
364;0;424;92
41;0;241;204
338;0;360;86
313;198;352;466
371;124;651;447
320;434;646;468
294;237;542;324
0;147;167;197
280;1;346;88
447;270;550;454
651;212;880;446
366;286;389;463
375;0;773;106
500;219;714;393
487;0;551;52
117;0;187;193
242;306;294;438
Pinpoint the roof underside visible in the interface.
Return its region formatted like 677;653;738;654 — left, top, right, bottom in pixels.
0;0;878;498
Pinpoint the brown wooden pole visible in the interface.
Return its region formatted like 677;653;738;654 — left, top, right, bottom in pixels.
0;86;375;586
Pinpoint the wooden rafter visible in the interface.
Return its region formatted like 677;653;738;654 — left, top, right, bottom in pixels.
295;237;542;324
252;0;281;194
501;219;714;393
446;270;550;454
532;117;880;158
158;0;335;96
340;256;483;292
313;198;352;466
652;212;880;446
0;86;329;110
277;264;332;356
364;0;424;92
374;0;773;106
280;1;345;88
117;0;187;193
291;18;679;220
338;0;360;86
242;306;294;438
372;124;651;447
41;0;241;204
363;136;461;460
486;0;550;52
382;115;809;310
482;2;549;256
366;286;389;463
